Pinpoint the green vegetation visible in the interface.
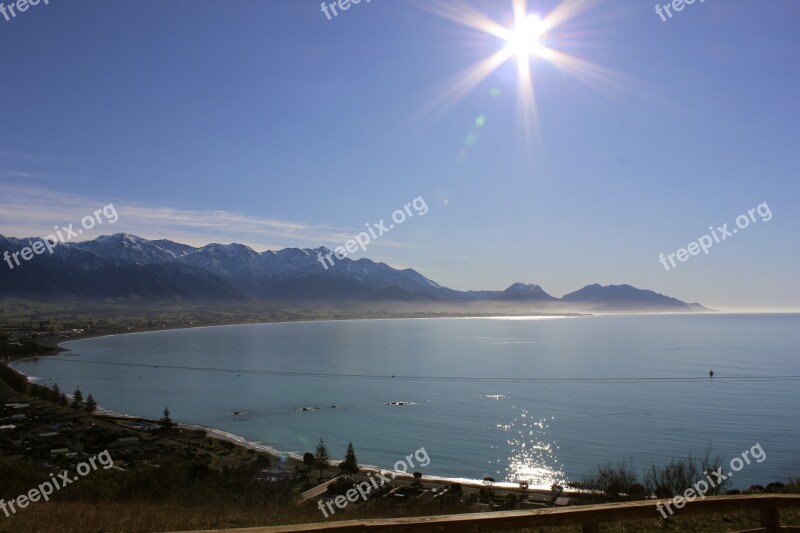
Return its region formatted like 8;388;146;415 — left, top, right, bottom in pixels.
70;388;84;410
159;406;176;433
0;338;55;358
339;442;359;477
84;393;97;413
577;453;800;504
315;438;331;481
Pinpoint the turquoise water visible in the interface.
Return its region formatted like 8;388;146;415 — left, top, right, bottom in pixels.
13;314;800;488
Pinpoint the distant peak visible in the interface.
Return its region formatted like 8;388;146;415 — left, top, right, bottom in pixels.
504;282;548;295
507;282;541;290
96;232;143;242
495;282;555;302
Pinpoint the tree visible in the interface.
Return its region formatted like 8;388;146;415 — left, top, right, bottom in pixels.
159;406;175;433
84;394;97;413
71;388;84;410
59;393;68;407
339;442;359;477
315;438;331;481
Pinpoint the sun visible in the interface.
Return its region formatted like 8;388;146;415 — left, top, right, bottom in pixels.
415;0;631;154
504;14;547;61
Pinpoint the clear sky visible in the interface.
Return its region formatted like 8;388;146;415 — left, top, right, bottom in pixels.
0;0;798;310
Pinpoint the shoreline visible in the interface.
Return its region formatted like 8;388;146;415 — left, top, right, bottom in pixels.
178;421;566;494
6;314;583;489
7;312;588;363
17;309;797;363
8;313;796;493
15;310;798;364
8;354;568;493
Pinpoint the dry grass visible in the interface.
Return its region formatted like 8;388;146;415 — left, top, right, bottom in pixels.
1;502;798;533
0;501;317;533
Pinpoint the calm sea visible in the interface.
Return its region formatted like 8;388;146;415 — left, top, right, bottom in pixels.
13;314;800;488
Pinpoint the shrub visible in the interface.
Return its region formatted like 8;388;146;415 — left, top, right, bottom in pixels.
766;482;785;493
581;458;639;498
628;483;647;498
644;448;726;497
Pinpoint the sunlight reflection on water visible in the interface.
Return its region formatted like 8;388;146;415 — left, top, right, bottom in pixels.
499;410;566;488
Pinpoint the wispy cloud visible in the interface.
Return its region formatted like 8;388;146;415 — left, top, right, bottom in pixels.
0;149;80;166
0;183;366;251
0;170;102;182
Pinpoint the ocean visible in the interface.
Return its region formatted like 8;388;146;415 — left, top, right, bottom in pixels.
13;314;800;488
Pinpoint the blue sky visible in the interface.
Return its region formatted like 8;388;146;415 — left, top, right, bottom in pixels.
0;0;798;310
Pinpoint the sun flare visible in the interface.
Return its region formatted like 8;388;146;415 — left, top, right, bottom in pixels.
417;0;629;154
503;14;547;60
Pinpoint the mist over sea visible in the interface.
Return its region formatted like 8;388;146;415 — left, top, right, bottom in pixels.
14;314;800;488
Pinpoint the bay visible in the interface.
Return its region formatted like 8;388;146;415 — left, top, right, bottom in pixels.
13;314;800;488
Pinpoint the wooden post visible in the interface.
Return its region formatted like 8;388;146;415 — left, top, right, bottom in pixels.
760;500;781;532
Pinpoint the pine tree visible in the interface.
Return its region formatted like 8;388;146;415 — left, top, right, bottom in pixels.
84;394;97;413
339;442;359;476
59;393;68;407
315;438;331;481
159;406;175;433
71;388;84;409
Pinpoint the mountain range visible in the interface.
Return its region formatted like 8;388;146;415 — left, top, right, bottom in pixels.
0;233;707;312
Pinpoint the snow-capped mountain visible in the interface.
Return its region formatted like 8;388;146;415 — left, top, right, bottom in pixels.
74;233;191;264
0;233;457;301
0;233;707;310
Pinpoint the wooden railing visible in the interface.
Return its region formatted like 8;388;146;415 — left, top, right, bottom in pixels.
176;494;800;532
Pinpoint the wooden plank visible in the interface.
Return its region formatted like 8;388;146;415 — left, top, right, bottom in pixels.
735;529;800;533
172;494;800;533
